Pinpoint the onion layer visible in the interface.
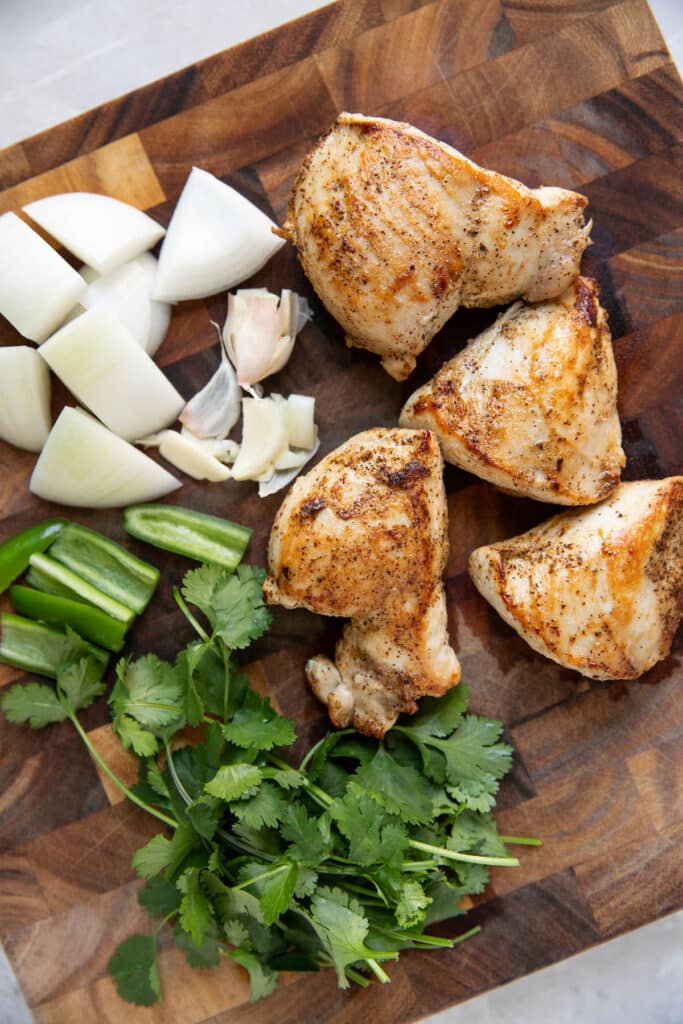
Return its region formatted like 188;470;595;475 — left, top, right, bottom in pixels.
0;346;52;452
0;213;86;343
31;408;180;508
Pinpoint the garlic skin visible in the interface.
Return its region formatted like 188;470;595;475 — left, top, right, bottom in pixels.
179;342;241;439
223;288;312;387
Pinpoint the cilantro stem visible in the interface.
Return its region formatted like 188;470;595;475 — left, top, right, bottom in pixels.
452;924;482;945
364;958;391;983
218;828;276;863
68;712;178;829
267;753;333;809
173;587;211;643
370;925;453;948
343;965;371;987
499;835;542;847
164;741;192;806
408;839;519;868
233;863;288;890
298;730;354;772
153;909;178;935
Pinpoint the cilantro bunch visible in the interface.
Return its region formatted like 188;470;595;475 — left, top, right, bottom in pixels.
1;562;534;1007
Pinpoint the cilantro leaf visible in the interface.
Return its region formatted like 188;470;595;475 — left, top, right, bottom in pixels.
230;947;277;1001
331;784;407;867
186;798;221;841
138;875;182;917
173;919;222;969
353;747;435;825
259;863;298;925
177;868;213;947
0;682;66;728
222;688;295;751
401;684;469;739
182;564;271;651
108;934;160;1006
231;783;288;830
394;879;430;929
224;920;249;947
202;871;265;925
132;822;199;880
204;764;263;801
294;867;318;899
180;563;224;622
111;655;184;731
448;810;509;857
57;656;106;714
114;715;159;757
261;767;304;790
434;716;513;812
280;805;332;867
311;887;394;987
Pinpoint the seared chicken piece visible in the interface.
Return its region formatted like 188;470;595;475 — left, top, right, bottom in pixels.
469;478;683;680
283;112;591;380
400;277;625;505
264;428;460;736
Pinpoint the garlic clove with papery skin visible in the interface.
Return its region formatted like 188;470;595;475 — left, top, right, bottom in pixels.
223;289;311;387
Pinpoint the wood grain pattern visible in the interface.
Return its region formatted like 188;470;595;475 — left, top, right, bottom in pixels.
0;0;682;1021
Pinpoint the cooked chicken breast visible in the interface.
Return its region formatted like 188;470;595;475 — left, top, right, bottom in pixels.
283;112;591;380
400;277;625;504
264;427;461;736
468;478;683;680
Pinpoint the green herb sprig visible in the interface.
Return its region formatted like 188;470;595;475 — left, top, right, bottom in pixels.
0;562;536;1006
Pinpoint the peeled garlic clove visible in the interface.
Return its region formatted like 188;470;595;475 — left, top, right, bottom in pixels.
156;430;231;482
286;394;316;450
231;397;289;481
258;438;321;498
0;213;86;343
274;448;310;471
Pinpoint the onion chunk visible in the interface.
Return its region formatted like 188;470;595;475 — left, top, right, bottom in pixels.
0;213;86;343
0;346;52;452
39;307;184;442
31;408;179;508
79;253;171;356
153;167;285;302
24;193;165;275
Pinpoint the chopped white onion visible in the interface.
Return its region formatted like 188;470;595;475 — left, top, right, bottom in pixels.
179;342;241;439
39;307;184;442
286;394;316;449
0;212;86;343
274;447;310;471
231;397;289;481
223;288;311;386
152;167;285;302
151;430;231;482
258;438;321;498
0;346;52;452
30;407;179;508
80;253;171;356
24;193;165;275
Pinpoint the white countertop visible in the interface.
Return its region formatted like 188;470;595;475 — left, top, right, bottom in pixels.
0;2;681;1023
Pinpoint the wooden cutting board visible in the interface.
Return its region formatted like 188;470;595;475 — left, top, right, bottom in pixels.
0;1;682;1021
